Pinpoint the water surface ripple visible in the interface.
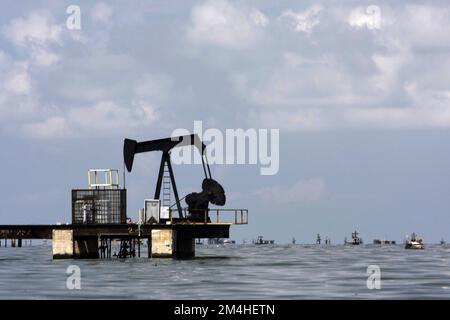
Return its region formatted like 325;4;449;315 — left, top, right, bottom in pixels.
1;244;449;299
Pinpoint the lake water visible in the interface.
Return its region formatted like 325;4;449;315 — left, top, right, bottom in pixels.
1;243;450;299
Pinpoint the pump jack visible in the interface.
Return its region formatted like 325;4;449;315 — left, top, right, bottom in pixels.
123;134;226;222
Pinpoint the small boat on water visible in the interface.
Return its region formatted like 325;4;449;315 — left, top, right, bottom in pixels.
253;236;275;245
207;238;235;245
222;239;235;244
345;231;363;245
405;233;424;249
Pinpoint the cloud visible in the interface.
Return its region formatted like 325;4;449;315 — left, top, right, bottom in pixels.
21;100;158;139
400;5;450;48
230;3;450;132
21;116;68;138
1;10;62;66
133;73;173;102
91;2;113;24
250;9;269;27
187;0;267;48
232;52;355;108
0;61;38;122
347;5;382;30
2;1;450;139
1;11;62;46
253;178;328;205
3;62;31;95
0;5;169;140
30;47;60;66
279;5;323;33
370;51;412;93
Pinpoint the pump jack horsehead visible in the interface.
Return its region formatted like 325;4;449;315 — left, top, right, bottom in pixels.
123;134;226;223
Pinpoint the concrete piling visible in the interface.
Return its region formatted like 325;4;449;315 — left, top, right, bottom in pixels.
150;229;195;258
52;229;73;259
151;229;175;258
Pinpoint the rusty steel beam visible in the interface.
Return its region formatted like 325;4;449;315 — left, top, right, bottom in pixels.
0;223;230;239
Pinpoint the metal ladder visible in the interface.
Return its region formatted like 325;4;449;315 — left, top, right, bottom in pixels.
162;163;171;207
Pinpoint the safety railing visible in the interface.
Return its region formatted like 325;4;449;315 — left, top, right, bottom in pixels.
169;208;248;225
88;169;120;190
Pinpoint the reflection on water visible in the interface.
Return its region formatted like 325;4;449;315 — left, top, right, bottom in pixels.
1;243;450;299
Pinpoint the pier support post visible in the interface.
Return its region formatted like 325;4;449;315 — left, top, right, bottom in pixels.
175;233;195;259
147;237;152;258
52;229;74;259
74;236;99;259
18;239;22;248
150;229;195;259
151;229;175;258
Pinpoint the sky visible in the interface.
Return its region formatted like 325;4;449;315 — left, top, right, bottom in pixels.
1;0;450;243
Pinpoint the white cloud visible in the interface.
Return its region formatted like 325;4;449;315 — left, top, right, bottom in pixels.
188;0;266;48
256;108;328;131
347;5;450;48
30;47;60;66
234;52;355;108
133;73;173;102
2;11;62;46
22;116;68;138
346;105;450;129
1;11;62;66
3;62;31;95
249;9;269;27
2;1;450;139
370;52;411;92
400;5;450;48
232;3;450;132
21;100;158;139
347;5;382;30
91;2;113;24
0;60;38;124
70;100;156;132
280;5;323;33
253;178;328;205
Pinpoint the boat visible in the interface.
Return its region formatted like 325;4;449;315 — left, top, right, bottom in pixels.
222;239;235;244
405;233;424;249
345;231;363;245
253;236;275;245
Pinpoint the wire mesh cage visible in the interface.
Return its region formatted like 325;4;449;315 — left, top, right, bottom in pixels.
72;189;126;224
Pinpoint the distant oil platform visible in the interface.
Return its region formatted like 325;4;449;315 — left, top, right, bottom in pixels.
316;234;331;245
373;239;396;245
253;236;275;245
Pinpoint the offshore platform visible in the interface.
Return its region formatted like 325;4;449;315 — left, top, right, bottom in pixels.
0;134;248;259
